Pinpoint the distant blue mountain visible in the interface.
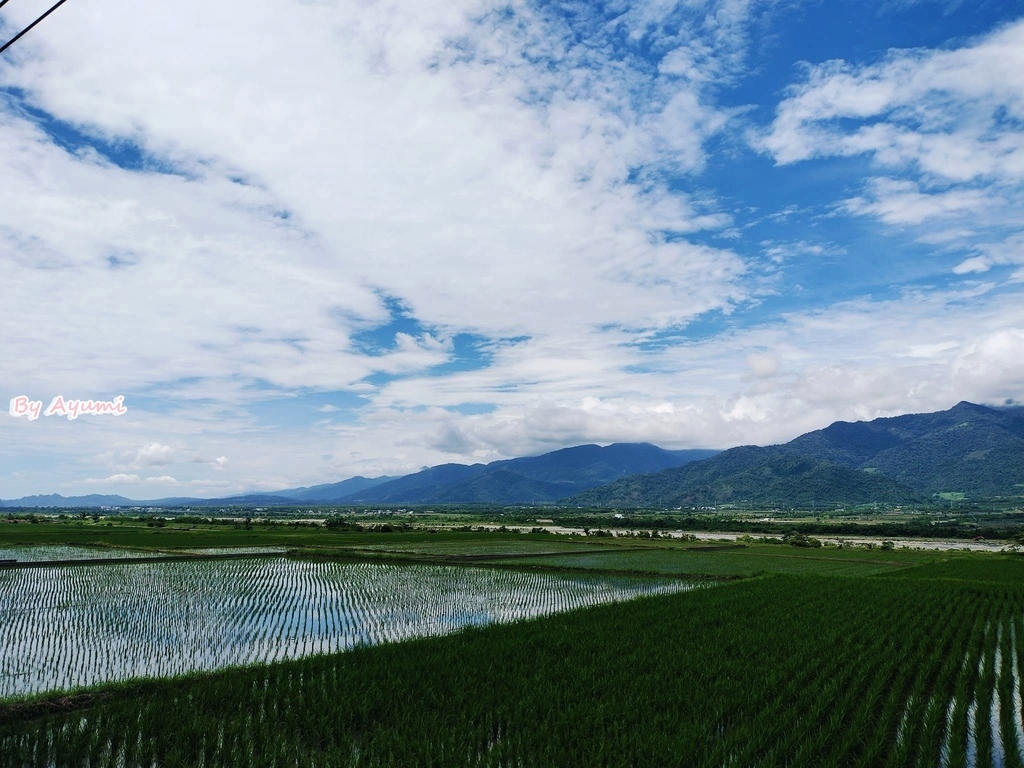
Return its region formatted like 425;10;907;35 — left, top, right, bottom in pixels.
341;463;485;504
0;493;304;509
271;475;396;502
0;444;718;508
342;443;719;504
0;493;136;508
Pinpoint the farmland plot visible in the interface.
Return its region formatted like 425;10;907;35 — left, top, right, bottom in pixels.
0;557;697;700
0;546;149;563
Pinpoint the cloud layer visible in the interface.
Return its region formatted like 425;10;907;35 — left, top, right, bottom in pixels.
1;1;1022;497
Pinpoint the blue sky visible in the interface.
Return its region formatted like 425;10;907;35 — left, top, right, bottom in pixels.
1;0;1023;498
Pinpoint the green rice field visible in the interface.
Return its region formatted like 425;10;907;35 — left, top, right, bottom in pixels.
3;563;1024;766
483;543;934;577
2;523;1024;766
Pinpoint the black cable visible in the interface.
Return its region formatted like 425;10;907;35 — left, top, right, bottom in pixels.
0;0;12;11
0;0;71;57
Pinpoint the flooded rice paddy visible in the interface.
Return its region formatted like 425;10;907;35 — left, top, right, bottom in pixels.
0;554;698;699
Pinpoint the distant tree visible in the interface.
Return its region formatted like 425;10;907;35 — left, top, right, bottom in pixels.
784;531;822;548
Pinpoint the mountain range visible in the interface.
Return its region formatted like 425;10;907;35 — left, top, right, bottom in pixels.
0;444;717;508
273;475;397;502
784;401;1024;497
4;402;1022;510
570;401;1024;508
338;444;718;504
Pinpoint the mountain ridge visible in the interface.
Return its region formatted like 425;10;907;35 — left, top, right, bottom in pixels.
340;444;719;504
568;401;1024;507
7;402;1021;509
0;443;719;508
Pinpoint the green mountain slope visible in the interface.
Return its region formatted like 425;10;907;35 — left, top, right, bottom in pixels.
566;446;925;508
785;401;1024;496
567;402;1024;507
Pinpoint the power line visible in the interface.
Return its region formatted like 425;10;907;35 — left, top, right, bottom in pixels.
0;0;71;57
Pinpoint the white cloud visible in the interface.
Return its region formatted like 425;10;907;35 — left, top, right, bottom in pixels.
761;18;1024;277
953;233;1024;274
85;474;141;485
0;0;754;406
952;328;1024;391
1;1;1022;498
337;285;1024;461
0;0;786;498
843;178;992;226
143;475;178;485
746;353;781;379
124;443;176;468
763;21;1024;173
95;442;232;473
10;279;1019;497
